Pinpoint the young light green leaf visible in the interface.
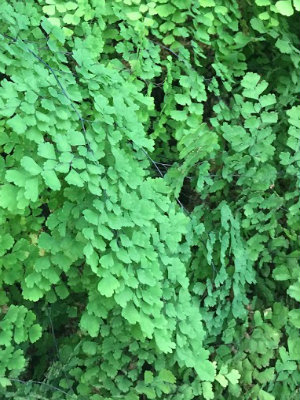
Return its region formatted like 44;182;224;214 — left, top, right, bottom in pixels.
80;312;100;337
68;131;86;146
82;340;98;355
29;324;42;343
7;114;26;134
25;178;39;202
126;12;142;20
226;369;241;385
241;72;268;99
287;280;300;301
293;0;300;10
0;377;11;388
65;169;84;187
200;0;216;6
202;382;214;400
38;142;56;160
21;156;42;176
158;369;176;384
288;309;300;328
275;0;294;15
144;371;154;384
195;360;216;382
42;170;61;190
97;274;120;297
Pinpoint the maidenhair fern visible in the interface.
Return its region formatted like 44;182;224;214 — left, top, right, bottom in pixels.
0;1;299;399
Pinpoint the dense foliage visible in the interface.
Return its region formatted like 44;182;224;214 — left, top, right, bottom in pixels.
0;1;299;399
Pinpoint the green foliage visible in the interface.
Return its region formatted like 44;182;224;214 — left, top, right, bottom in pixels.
0;0;299;399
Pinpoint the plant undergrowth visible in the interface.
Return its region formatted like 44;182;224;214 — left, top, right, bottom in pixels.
0;1;299;399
